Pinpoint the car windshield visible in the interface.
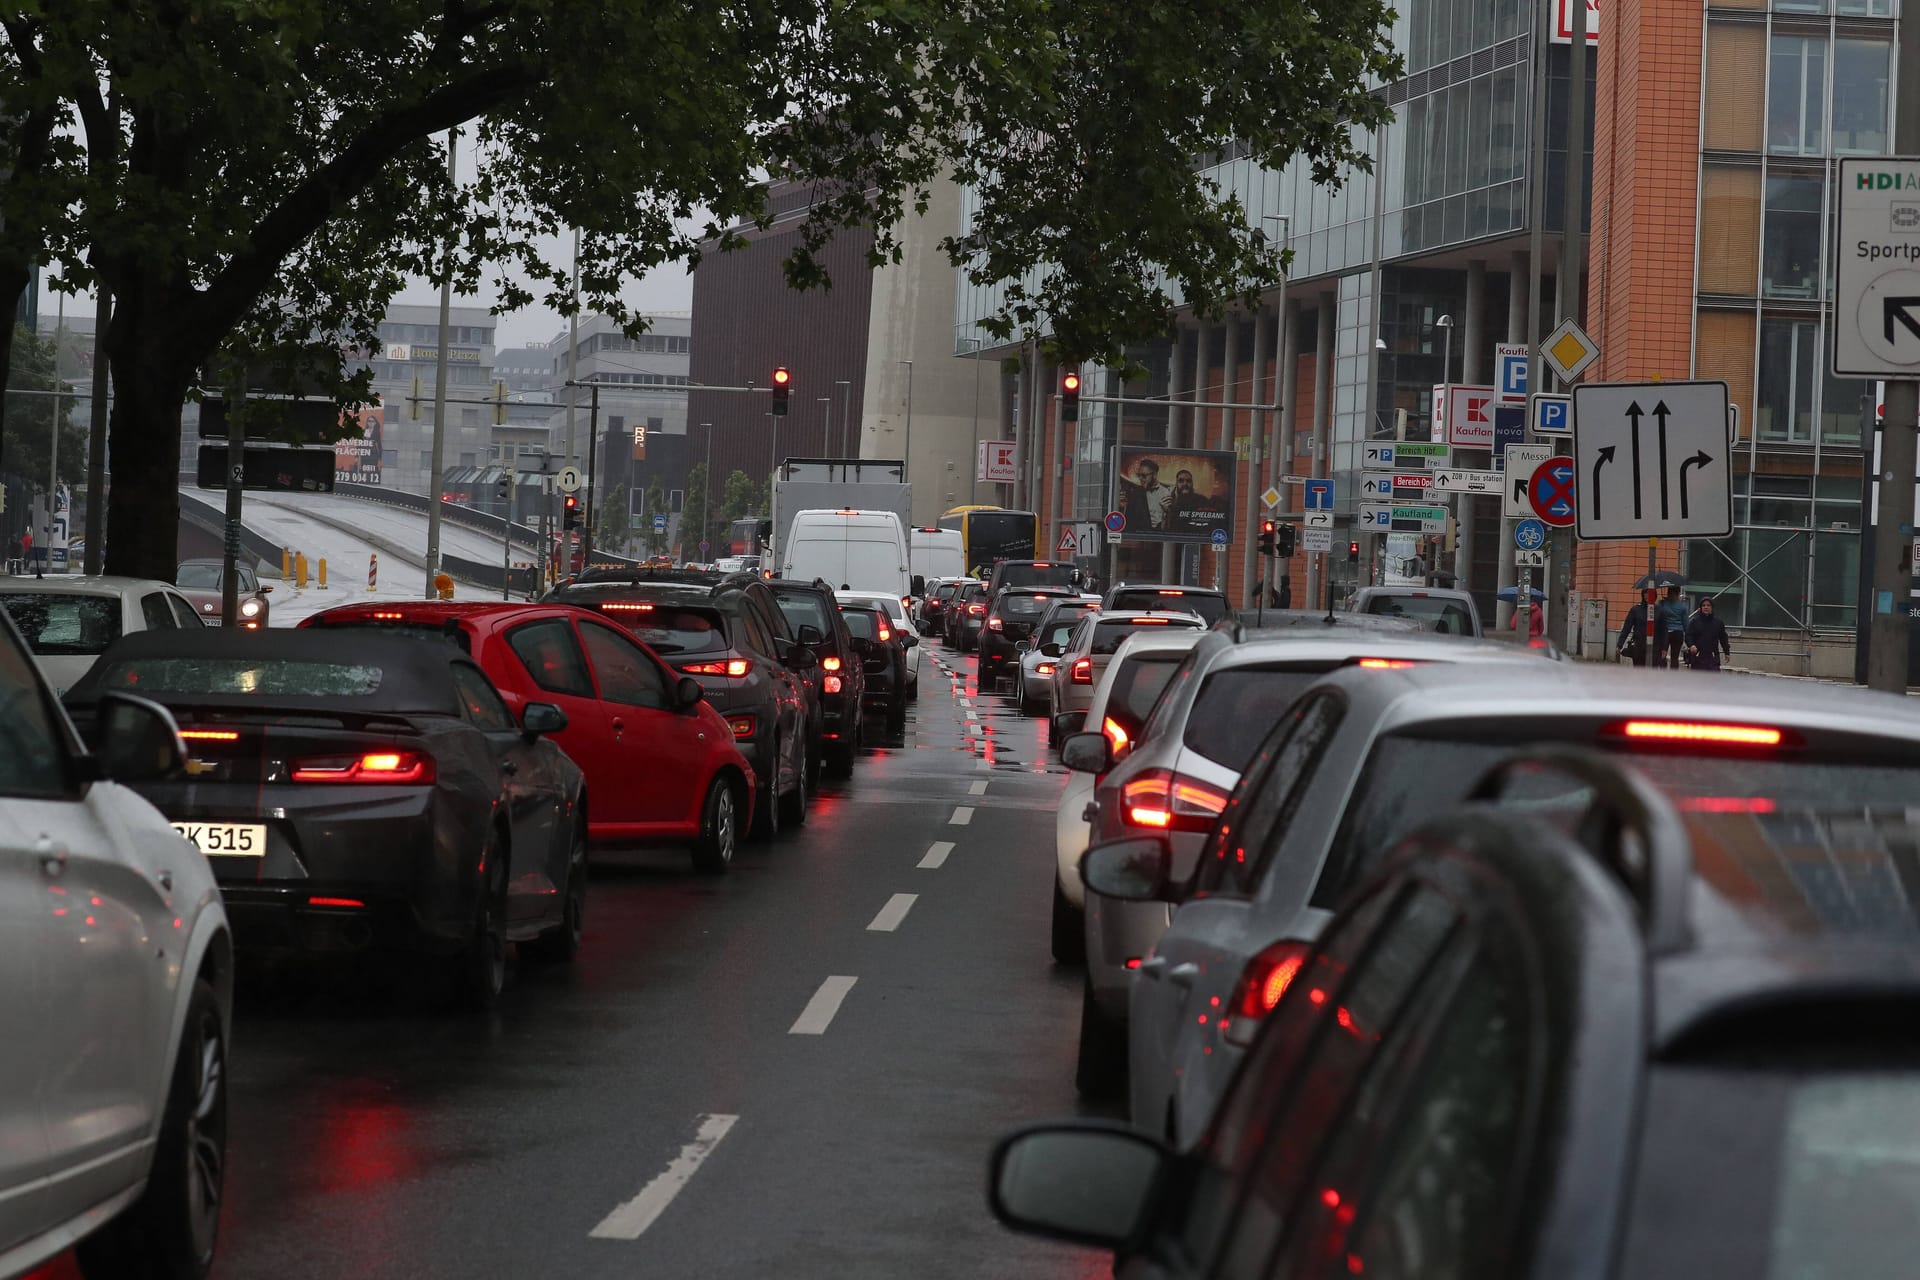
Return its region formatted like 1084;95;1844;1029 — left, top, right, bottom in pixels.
997;563;1078;591
1110;589;1227;624
1181;665;1336;767
841;609;881;640
176;564;222;590
1000;593;1062;617
774;592;835;638
1104;651;1187;730
597;604;727;655
98;657;384;697
1;593;123;656
1091;618;1200;654
1360;594;1475;635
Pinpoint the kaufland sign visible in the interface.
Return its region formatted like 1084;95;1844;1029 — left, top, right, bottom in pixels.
1432;384;1497;447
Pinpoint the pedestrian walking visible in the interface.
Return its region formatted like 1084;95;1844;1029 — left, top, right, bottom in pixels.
1684;597;1731;671
1655;584;1689;668
1510;596;1545;640
1616;598;1652;666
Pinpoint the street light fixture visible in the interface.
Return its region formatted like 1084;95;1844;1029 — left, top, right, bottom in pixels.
834;380;852;456
1434;314;1454;393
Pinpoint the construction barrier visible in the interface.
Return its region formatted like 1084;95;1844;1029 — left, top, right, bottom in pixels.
294;552;309;589
317;558;328;590
367;554;378;592
281;547;291;579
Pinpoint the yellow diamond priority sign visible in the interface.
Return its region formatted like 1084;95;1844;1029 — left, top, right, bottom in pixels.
1541;318;1600;384
1261;485;1283;509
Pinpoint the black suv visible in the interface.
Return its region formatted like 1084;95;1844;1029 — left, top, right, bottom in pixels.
979;587;1076;688
767;577;868;777
985;560;1081;596
994;746;1920;1278
837;598;910;739
712;574;826;790
546;578;815;836
945;582;989;651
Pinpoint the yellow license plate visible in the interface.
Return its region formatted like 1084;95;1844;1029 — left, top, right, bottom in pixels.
171;822;267;857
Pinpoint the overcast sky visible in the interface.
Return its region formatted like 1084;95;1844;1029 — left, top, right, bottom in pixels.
390;241;697;351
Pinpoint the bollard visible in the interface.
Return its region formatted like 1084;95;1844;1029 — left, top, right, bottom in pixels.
282;546;291;580
318;557;328;590
367;554;378;592
294;551;309;589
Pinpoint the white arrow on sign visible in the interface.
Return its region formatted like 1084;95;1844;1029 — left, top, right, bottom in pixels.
1304;510;1333;528
556;466;583;494
1503;445;1551;518
1360;475;1397;498
1570;380;1732;540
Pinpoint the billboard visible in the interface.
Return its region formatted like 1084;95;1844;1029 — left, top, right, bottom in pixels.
334;406;384;485
1112;447;1237;543
978;440;1017;483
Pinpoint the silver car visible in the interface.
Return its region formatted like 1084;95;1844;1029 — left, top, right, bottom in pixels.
1014;598;1100;715
0;575;207;697
1103;660;1920;1148
1047;611;1205;742
0;607;234;1279
1063;626;1548;1101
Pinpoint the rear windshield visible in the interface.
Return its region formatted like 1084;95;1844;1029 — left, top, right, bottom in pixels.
1319;736;1920;908
1105;652;1186;730
774;592;834;638
1035;618;1081;650
1110;590;1228;625
1360;594;1475;635
1182;665;1334;767
1092;618;1201;654
934;584;959;601
99;657;384;697
596;604;726;655
996;563;1078;591
1000;593;1065;617
2;593;123;657
309;620;471;653
841;609;882;640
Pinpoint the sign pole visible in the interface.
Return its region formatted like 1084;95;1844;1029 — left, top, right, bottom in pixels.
1551;0;1589;648
220;378;246;626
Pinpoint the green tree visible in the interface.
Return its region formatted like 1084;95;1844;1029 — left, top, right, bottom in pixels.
594;481;628;555
680;462;711;561
716;469;767;537
1;0;1398;579
5;325;86;490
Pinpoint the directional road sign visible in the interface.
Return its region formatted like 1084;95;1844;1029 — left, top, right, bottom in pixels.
1514;518;1548;550
1530;393;1572;435
1504;445;1551;517
1430;468;1505;494
1210;528;1230;549
1529;456;1578;527
1834;157;1920;376
556;465;583;494
699;539;711;555
1362;442;1448;471
1541;318;1600;383
1359;474;1434;499
1104;510;1126;533
653;514;667;534
1303;478;1335;510
1570;380;1732;540
1261;485;1283;509
1495;343;1530;403
1303;527;1333;554
1304;510;1334;529
1359;503;1448;534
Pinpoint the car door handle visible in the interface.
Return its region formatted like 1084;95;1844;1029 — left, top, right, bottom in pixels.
611;718;625;740
501;760;519;776
1168;962;1200;989
1137;957;1169;978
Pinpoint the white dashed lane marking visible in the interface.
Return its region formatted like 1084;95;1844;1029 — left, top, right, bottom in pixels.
866;893;918;932
950;806;974;826
919;841;955;869
589;1113;739;1240
789;976;858;1035
969;780;988;796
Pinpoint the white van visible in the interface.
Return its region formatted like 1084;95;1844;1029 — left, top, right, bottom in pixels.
908;527;966;590
781;509;912;599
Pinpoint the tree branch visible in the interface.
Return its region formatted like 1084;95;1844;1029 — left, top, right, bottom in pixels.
192;60;540;344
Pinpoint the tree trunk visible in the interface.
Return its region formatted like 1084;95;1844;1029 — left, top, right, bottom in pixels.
103;293;194;582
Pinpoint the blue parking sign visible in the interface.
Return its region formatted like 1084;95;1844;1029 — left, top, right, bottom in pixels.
1530;393;1572;435
1496;344;1530;402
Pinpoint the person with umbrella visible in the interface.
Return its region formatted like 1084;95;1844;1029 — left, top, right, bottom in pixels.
1502;587;1544;640
1685;596;1731;671
1656;584;1690;668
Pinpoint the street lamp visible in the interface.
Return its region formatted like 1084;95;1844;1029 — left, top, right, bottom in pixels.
835;380;852;455
1434;314;1454;394
819;397;833;451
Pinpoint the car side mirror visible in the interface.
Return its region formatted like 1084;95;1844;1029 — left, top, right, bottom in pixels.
988;1123;1170;1249
786;644;819;670
259;584;274;594
912;574;926;596
674;676;705;712
521;702;568;738
1040;642;1064;658
902;634;918;649
796;624;823;645
1059;732;1110;775
1014;640;1032;653
1081;836;1174;902
94;693;186;782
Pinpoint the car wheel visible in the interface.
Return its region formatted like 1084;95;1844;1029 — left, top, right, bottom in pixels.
524;821;587;963
76;978;227;1280
780;740;810;827
907;671;919;702
1075;977;1128;1102
1020;692;1042;717
750;737;782;840
691;776;739;874
1051;879;1085;965
451;842;508;1012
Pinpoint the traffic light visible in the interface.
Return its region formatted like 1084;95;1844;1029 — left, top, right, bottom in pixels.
563;494;581;530
1257;519;1277;557
1347;540;1360;563
496;473;511;501
771;366;791;416
1277;523;1296;558
1061;371;1081;422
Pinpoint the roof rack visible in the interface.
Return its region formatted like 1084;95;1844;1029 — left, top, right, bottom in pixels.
1467;747;1694;955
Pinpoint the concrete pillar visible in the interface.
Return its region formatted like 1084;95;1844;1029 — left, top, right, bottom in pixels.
1305;291;1335;610
1508;252;1530;343
1244;307;1270;604
1278;297;1301;602
1496;254;1529;629
1186;321;1212;585
1162;331;1183;582
1456;259;1487;589
1218;317;1239;591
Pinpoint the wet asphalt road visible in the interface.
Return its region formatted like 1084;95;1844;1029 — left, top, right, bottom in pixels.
39;636;1107;1280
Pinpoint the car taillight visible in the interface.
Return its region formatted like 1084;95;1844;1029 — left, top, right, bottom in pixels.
822;656;842;671
372;611;405;620
599;602;655;612
1121;769;1228;832
1071;657;1093;684
988;618;1004;631
726;714;756;739
968;604;985;616
1616;719;1784;747
1222;940;1311;1047
1102;716;1131;753
878;624;892;641
1036;662;1056;676
681;658;752;677
179;729;239;742
824;675;843;694
1354;657;1419;669
290;751;435;784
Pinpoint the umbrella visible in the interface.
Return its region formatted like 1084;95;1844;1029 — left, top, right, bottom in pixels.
1632;570;1686;590
1496;585;1543;602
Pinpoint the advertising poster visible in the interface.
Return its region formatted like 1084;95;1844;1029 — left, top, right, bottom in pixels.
334;406;384;485
1111;446;1237;543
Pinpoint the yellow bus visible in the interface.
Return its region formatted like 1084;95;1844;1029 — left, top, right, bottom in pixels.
938;505;1039;576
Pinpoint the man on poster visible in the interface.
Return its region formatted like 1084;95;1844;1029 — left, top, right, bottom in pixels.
1119;457;1174;532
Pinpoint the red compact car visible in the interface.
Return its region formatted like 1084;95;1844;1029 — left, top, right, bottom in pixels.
300;601;755;873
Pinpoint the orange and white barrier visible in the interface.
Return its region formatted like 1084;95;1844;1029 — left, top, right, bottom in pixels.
367;554;378;592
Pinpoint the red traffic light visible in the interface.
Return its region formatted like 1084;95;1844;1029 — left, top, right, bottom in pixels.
1261;519;1276;535
1062;372;1081;393
772;367;791;387
565;494;578;508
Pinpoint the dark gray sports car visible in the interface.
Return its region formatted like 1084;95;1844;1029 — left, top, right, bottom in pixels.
64;628;586;1010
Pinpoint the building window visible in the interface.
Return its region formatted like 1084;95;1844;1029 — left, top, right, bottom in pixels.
1757;317;1817;442
1831;39;1890;155
1767;35;1826;156
1705;22;1767;152
1761;172;1822;298
418;450;432;470
1701;165;1761;295
381;449;398;466
1821;368;1871;445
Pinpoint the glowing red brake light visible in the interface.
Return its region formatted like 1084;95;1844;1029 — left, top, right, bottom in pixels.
307;896;365;910
1102;716;1131;753
726;714;756;739
179;729;239;742
1071;657;1094;684
371;611;406;620
987;617;1004;631
1131;618;1171;625
1156;590;1185;596
1355;658;1418;669
968;604;985;616
681;659;752;677
290;751;434;784
1122;769;1227;832
878;624;892;642
599;601;656;612
1223;940;1311;1046
1618;719;1783;747
1036;662;1056;675
1677;795;1778;813
824;675;843;694
822;656;841;671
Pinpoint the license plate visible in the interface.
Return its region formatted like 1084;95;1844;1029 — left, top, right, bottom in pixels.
171;822;267;857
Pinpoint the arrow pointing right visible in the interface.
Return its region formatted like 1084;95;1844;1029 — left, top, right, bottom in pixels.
1885;296;1920;346
1592;445;1615;523
1678;449;1712;520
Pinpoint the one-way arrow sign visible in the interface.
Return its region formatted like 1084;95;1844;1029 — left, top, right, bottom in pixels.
1570;380;1732;540
1888;297;1920;346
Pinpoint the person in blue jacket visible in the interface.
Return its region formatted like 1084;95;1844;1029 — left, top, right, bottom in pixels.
1655;585;1690;668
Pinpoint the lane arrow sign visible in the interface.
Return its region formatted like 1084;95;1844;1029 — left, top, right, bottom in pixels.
1679;449;1712;520
1624;401;1645;519
1886;296;1920;346
1592;445;1615;522
1653;400;1672;519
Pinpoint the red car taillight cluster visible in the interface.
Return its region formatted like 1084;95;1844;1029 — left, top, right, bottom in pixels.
1222;940;1311;1047
968;604;985;616
726;714;756;740
680;658;752;677
1070;657;1094;684
289;751;435;784
987;617;1004;631
1120;769;1228;832
824;675;843;694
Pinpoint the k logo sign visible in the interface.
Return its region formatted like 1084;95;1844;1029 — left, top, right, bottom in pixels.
1440;386;1498;447
1467;395;1490;423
